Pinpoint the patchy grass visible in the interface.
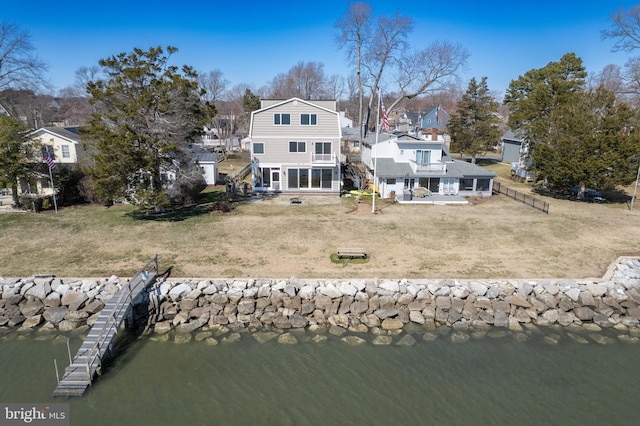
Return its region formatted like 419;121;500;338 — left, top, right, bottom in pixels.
1;182;640;280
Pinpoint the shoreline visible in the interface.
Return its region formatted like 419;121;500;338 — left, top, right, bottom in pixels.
2;257;640;346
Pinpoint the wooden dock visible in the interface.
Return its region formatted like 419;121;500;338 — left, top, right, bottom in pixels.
52;256;158;397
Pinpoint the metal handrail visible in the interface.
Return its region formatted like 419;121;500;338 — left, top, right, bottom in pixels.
82;255;158;383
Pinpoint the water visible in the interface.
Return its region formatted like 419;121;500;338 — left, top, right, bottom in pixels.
1;327;639;425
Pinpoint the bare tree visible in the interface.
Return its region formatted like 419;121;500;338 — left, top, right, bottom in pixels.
361;11;414;124
335;4;468;138
54;66;99;126
335;2;372;141
199;69;230;138
602;5;640;52
0;22;49;91
601;5;640;106
226;83;260;137
56;86;91;126
199;69;229;103
388;41;469;113
326;74;346;101
340;73;359;120
590;64;624;94
0;88;56;127
74;65;101;94
268;61;328;99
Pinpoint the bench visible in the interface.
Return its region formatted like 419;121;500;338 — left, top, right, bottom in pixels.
337;248;367;259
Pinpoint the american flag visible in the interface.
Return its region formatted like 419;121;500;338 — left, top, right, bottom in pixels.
381;96;391;132
44;151;56;170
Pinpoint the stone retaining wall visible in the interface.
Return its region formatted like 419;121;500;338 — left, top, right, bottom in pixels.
2;258;640;344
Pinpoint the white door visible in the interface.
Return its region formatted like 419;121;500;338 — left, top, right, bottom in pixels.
442;178;455;195
271;169;280;190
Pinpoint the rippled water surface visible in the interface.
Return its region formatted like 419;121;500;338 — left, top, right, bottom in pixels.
1;327;639;425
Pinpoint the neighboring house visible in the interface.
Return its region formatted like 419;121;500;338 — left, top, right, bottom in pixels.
502;129;536;181
418;106;450;133
341;127;361;155
29;126;80;168
501;130;524;163
197;153;219;185
249;98;342;195
361;130;496;204
18;127;81;197
400;111;421;134
183;145;219;185
339;111;353;129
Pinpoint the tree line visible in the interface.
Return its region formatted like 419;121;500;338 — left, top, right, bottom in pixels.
2;3;640;209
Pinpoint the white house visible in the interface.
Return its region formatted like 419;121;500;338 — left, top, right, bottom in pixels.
29;127;80;167
362;130;496;204
17;127;81;197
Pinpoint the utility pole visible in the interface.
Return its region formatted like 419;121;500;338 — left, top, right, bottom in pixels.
631;163;640;211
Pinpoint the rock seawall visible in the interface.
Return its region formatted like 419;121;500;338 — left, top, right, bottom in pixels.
2;258;640;344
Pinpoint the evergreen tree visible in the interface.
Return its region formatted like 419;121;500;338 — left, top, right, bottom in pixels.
532;87;640;192
0;116;38;206
86;46;215;207
505;53;640;193
504;53;587;145
242;89;261;117
448;76;501;163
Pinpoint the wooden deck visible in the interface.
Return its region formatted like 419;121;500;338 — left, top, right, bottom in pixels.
52;256;158;397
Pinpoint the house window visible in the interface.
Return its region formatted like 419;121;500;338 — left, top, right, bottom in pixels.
315;142;331;154
289;141;306;153
274;113;291;125
301;113;317;125
476;178;490;191
255;167;270;187
253;142;265;154
311;168;332;189
287;168;310;189
43;145;55;159
387;178;396;185
460;178;474;190
61;145;70;158
416;150;431;166
404;178;415;189
288;169;298;189
419;177;440;192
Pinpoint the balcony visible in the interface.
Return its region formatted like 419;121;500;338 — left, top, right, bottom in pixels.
412;161;446;173
311;153;337;166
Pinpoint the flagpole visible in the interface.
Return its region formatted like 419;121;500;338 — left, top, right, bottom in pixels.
372;89;380;214
48;166;58;214
45;150;58;214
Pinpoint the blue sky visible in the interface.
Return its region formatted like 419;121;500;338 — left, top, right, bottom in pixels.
3;0;637;100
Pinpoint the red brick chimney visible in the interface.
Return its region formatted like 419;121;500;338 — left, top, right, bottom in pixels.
431;128;437;141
